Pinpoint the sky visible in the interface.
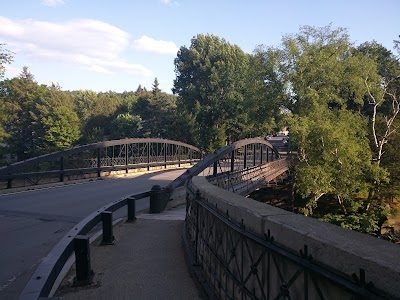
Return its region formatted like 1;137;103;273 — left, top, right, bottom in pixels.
1;0;399;94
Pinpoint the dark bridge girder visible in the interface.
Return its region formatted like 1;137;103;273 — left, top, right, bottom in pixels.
167;138;281;190
0;138;202;189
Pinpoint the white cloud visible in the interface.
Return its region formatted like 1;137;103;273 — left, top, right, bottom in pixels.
160;0;179;6
132;36;179;55
41;0;65;7
0;17;153;77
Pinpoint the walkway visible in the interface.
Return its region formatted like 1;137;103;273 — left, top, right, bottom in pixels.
54;205;205;300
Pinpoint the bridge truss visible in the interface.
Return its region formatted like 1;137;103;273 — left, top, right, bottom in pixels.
0;138;202;189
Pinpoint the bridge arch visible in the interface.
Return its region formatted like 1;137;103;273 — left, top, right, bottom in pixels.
0;138;202;189
167;137;282;190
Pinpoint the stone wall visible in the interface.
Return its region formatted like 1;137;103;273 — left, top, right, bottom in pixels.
188;176;400;299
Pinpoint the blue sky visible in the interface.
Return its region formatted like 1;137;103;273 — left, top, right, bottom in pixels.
1;0;399;93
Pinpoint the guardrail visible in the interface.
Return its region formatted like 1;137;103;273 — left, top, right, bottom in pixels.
18;190;158;300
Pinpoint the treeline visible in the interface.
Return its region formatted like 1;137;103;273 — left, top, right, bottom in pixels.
0;70;179;161
1;26;399;237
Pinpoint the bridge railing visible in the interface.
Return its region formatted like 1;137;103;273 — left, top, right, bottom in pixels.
207;159;289;195
19;190;156;300
166;138;282;191
0;138;202;190
184;176;399;299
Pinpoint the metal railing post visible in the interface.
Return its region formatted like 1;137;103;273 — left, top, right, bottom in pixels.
127;197;136;222
230;151;235;172
178;145;181;167
60;156;64;182
97;148;101;177
125;143;129;174
101;211;115;245
164;142;167;168
253;144;256;167
244;146;247;169
74;235;94;286
147;142;150;171
213;161;218;177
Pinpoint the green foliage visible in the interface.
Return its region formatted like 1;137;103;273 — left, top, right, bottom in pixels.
110;113;142;139
319;203;389;236
173;34;250;152
0;68;81;158
0;43;13;79
40;105;81;151
290;109;375;215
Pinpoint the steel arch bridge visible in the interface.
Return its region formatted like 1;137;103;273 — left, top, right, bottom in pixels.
0;138;202;189
167;137;288;194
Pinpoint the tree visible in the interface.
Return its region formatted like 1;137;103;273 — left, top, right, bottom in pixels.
39;105;81;151
355;41;400;208
244;46;288;136
110;113;142;139
290;109;373;215
264;25;386;218
0;43;13;80
0;67;45;159
173;34;250;152
151;77;161;98
0;68;82;158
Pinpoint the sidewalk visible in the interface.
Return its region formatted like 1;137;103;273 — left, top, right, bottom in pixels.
55;205;205;300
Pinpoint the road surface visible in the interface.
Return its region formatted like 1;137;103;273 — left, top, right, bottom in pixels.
0;168;186;300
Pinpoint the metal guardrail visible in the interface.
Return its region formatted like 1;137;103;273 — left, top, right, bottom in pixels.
19;191;150;300
184;184;391;300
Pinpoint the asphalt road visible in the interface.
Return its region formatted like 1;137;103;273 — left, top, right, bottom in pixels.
0;168;186;300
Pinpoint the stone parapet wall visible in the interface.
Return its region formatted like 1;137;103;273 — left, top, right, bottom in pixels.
189;176;400;299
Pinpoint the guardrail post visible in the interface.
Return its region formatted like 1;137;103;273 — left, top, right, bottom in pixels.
101;211;115;245
150;185;165;213
60;156;64;182
253;144;256;167
74;235;94;286
244;146;247;169
7;178;12;189
127;197;136;222
213;161;218;177
178;145;181;167
97;148;101;177
147;142;150;171
164;142;167;168
230;151;235;172
125;143;129;174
